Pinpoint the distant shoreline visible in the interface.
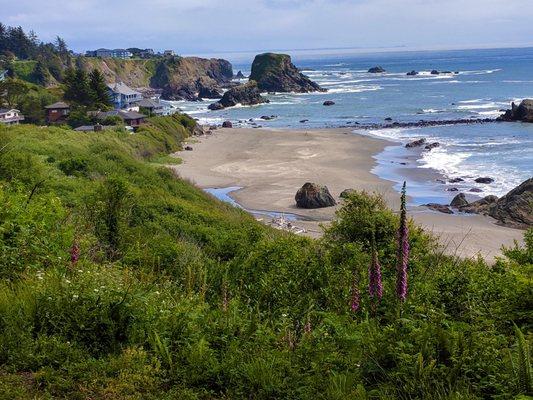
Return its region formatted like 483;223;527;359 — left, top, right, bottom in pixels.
172;127;524;259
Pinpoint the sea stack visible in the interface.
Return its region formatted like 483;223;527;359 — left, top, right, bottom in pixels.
208;81;269;110
498;99;533;122
249;53;325;93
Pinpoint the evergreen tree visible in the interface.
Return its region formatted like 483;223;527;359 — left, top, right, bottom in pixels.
63;68;92;106
89;69;111;108
32;61;51;86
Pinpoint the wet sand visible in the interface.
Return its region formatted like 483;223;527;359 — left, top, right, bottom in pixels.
172;127;524;260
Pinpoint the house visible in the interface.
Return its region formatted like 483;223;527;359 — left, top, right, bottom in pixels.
0;108;24;125
86;48;132;59
107;82;143;109
163;50;175;57
136;98;165;115
96;109;146;128
0;70;7;81
45;101;70;124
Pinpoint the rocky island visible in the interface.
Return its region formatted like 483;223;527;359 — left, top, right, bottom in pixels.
248;53;325;93
498;99;533;122
208;82;269;110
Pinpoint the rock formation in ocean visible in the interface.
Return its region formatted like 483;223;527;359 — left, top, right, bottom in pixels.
208;81;269;110
197;77;223;99
450;193;468;208
498;99;533;122
368;66;385;73
323;101;335;106
295;183;337;208
407;70;418;76
405;138;426;148
235;71;246;79
249;53;324;93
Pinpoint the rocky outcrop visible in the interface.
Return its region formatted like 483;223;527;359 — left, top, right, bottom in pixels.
208;82;269;110
475;177;494;184
323;101;335;106
425;142;440;150
424;203;453;214
235;71;245;79
488;178;533;228
368;66;385;73
450;193;468;208
498;99;533;122
222;121;233;128
459;195;499;215
249;53;324;93
407;70;418;76
295;183;336;208
150;56;233;100
405;138;426;148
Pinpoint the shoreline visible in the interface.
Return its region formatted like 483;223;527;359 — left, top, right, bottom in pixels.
173;127;525;259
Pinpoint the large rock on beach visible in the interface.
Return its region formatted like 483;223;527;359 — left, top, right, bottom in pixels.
295;182;337;209
498;99;533;122
249;53;325;93
459;195;499;215
424;203;453;214
450;193;468;208
208;81;268;110
405;138;427;148
488;178;533;228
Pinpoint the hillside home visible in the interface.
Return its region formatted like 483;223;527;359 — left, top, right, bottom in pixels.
107;82;143;109
86;48;133;59
137;98;166;115
45;101;70;124
96;109;146;128
0;108;24;125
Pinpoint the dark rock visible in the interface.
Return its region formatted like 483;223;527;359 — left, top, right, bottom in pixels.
405;138;427;148
475;177;494;184
424;142;440;150
436;179;446;184
184;145;193;151
497;99;533;122
424;203;453;214
406;70;418;76
197;77;222;99
430;70;440;75
447;187;459;192
208;81;268;110
368;66;385;73
459;195;498;214
260;115;276;120
249;53;325;93
208;102;224;111
323;101;335;106
300;119;309;123
469;188;483;193
488;178;533;228
449;178;464;183
295;182;337;208
222;120;233;128
235;70;245;79
450;193;468;207
384;117;393;121
442;71;452;74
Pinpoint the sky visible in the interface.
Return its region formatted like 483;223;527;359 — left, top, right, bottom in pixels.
2;0;533;57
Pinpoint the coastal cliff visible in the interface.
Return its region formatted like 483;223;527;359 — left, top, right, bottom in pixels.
249;53;324;93
78;56;233;100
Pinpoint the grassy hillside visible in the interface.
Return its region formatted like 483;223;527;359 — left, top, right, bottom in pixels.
77;57;158;88
0;116;531;399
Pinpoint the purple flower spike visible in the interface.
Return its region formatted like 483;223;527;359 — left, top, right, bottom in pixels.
368;244;383;300
396;182;410;301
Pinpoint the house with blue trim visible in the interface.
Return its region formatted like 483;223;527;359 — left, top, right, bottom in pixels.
107;82;143;109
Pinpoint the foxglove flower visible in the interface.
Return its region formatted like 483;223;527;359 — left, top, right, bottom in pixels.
368;239;383;300
70;242;80;266
396;182;409;301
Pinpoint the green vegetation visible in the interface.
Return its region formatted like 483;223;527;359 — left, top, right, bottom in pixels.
249;52;290;82
0;116;531;399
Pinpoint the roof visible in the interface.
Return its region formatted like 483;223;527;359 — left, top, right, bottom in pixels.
107;82;141;96
0;108;20;114
97;109;146;121
137;98;163;108
74;125;114;132
45;101;70;109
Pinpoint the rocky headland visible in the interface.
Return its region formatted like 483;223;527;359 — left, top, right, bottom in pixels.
498;99;533;122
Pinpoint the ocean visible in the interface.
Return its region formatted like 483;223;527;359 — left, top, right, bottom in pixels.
171;47;533;204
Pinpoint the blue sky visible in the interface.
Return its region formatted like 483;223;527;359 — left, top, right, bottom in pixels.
2;0;533;55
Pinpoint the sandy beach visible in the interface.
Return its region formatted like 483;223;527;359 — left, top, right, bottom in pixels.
173;127;524;260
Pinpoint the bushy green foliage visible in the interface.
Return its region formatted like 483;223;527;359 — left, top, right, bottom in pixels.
0;118;531;399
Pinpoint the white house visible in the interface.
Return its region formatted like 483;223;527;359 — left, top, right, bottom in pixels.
107;82;143;109
0;70;8;81
0;108;24;125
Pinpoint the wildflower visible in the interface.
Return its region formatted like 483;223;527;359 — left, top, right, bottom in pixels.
368;232;383;301
70;242;80;266
396;182;410;301
72;294;79;300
